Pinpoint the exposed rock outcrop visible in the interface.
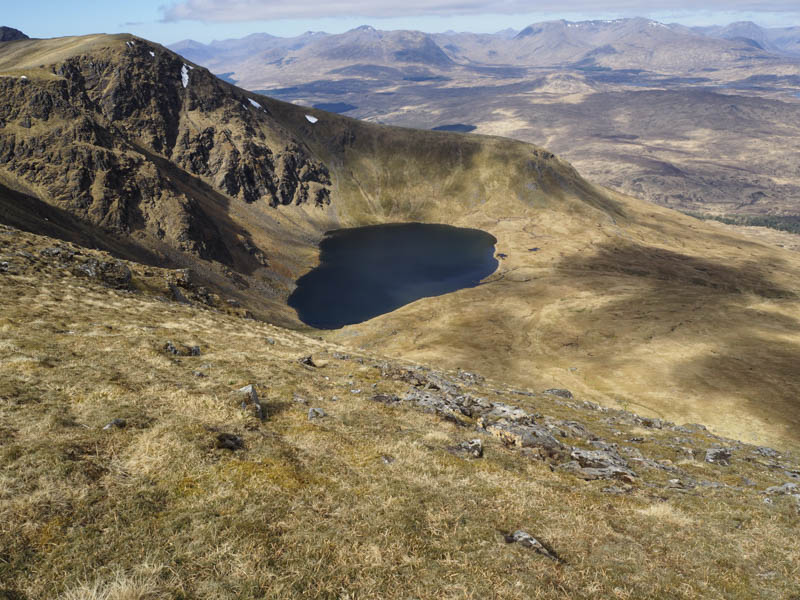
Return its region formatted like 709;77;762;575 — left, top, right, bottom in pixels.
0;37;331;264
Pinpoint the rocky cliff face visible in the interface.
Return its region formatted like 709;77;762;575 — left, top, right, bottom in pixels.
0;36;331;262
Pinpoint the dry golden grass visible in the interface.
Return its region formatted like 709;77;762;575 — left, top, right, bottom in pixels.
2;225;800;599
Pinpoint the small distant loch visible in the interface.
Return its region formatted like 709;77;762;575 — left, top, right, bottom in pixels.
288;223;498;329
432;124;477;133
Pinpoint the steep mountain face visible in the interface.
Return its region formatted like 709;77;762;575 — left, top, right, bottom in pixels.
0;26;28;42
0;35;331;264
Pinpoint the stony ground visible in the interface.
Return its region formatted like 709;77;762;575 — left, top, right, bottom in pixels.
2;223;800;599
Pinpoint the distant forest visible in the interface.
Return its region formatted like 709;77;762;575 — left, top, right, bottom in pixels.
684;212;800;235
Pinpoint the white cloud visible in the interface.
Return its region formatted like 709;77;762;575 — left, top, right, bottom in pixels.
161;0;800;22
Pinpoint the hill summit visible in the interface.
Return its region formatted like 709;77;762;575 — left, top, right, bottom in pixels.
0;26;28;42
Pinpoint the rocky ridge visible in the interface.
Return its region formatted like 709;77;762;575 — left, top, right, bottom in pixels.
0;35;331;264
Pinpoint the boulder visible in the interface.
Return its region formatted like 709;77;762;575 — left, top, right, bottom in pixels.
504;530;558;561
557;447;636;482
449;438;483;458
479;418;563;455
557;460;637;483
72;258;132;289
765;482;799;495
308;407;327;420
371;393;401;405
163;341;201;357
238;384;264;420
543;388;573;399
570;448;628;469
705;447;733;466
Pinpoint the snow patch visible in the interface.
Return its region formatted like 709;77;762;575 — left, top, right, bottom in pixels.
149;51;155;58
19;75;27;80
181;65;189;88
305;114;318;124
248;98;262;109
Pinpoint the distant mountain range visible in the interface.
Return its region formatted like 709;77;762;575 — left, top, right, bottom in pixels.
695;21;800;56
170;18;800;89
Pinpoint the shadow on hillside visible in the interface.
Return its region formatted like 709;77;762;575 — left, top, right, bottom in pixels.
548;241;800;439
0;182;167;267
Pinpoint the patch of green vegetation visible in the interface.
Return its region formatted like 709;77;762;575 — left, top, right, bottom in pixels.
684;211;800;235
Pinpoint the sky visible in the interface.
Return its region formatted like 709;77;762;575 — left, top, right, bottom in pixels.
7;1;800;45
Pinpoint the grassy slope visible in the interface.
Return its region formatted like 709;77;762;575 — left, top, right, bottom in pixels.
2;224;799;599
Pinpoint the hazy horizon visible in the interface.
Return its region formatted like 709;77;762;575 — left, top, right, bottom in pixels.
7;1;800;46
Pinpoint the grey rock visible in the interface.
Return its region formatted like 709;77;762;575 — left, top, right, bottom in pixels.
163;341;201;357
705;447;733;466
486;402;528;421
168;283;190;304
72;258;131;289
589;440;618;451
543;388;573;399
755;446;780;458
620;446;644;459
504;530;558;561
238;384;264;420
192;370;206;378
372;393;401;405
40;246;74;260
675;423;707;433
308;407;327;420
172;269;193;287
0;261;8;273
479;418;564;454
697;480;726;489
381;455;396;464
557;460;637;482
216;433;244;451
102;418;126;430
602;484;633;494
571;448;628;469
266;337;276;345
765;482;799;495
457;369;485;384
450;438;484;458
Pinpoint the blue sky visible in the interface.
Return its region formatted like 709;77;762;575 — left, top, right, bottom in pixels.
8;1;800;45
